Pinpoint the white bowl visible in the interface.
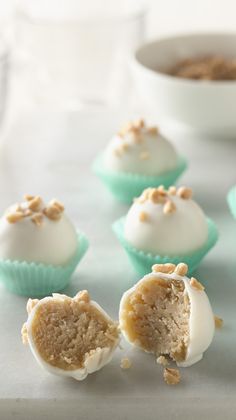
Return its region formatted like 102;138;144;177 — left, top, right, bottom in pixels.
132;33;236;135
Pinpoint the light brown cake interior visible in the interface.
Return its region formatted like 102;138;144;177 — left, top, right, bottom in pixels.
31;296;119;371
121;276;190;362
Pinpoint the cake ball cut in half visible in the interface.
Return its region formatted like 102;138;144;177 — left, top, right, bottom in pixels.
93;119;187;203
0;195;89;296
119;263;215;367
22;291;120;380
103;119;178;176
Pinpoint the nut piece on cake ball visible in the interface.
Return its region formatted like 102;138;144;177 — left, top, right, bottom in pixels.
22;291;120;380
119;263;215;367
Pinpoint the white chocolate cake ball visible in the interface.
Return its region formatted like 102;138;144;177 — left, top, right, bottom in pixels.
0;195;78;265
22;291;120;381
124;186;208;256
103;119;178;176
119;263;215;367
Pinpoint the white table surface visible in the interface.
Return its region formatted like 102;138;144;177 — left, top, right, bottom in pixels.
0;109;236;420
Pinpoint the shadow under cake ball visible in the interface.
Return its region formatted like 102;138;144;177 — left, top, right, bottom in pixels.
0;195;89;296
22;291;120;380
119;263;215;367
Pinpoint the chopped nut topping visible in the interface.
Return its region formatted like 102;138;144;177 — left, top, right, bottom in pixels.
168;186;177;195
147;126;158;135
152;263;176;274
23;209;33;217
49;199;65;213
139;151;150;160
120;142;129;152
157;185;166;194
6;211;24;224
214;315;223;329
75;290;90;303
163;368;181;385
26;298;39;314
24;194;35;202
44;204;62;221
130;132;143;144
133;118;145;129
175;263;188;276
120;357;132;370
190;277;205;291
163;200;176;214
149;189;166;204
28;196;42;212
113;148;122;157
31;212;44;227
139;211;149;222
177;186;193;200
156;355;169;366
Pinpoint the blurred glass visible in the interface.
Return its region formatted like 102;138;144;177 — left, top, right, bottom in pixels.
14;0;147;109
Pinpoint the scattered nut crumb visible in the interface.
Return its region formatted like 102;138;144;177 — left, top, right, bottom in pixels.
134;118;145;129
24;194;35;202
156;355;169;366
44;204;62;221
177;186;193;199
21;323;28;344
175;263;188;276
190;277;205;291
50;199;65;212
163;368;181;385
168;186;177;195
214;315;223;328
120;142;129;152
139;211;149;222
163;200;176;214
120;357;132;370
152;263;176;274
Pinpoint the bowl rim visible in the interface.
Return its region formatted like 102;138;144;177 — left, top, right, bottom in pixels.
133;31;236;87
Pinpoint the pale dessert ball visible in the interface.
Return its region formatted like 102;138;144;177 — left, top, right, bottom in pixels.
22;291;120;380
103;119;178;176
0;195;78;266
119;263;215;367
124;186;208;256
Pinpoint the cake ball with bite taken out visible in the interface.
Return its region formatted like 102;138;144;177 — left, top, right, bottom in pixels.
119;263;215;367
22;291;120;380
0;195;89;296
93;119;187;203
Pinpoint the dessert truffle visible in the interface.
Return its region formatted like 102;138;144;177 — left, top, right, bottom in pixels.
124;186;208;256
22;291;120;380
0;195;77;265
103;119;178;176
119;263;215;367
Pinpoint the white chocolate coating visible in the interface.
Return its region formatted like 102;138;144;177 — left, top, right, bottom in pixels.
103;129;178;176
26;294;120;381
124;194;208;255
119;271;215;367
0;200;78;266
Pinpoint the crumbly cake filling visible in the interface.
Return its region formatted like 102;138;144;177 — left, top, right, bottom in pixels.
121;276;190;362
30;296;119;371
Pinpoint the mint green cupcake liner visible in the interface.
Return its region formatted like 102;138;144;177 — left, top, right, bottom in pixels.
93;154;187;204
227;186;236;219
0;232;89;297
112;217;218;277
